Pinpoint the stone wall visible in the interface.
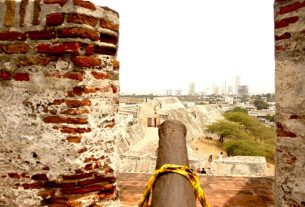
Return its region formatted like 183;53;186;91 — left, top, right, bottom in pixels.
275;0;305;206
0;0;119;206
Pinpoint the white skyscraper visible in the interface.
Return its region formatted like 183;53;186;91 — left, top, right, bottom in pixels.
235;76;240;94
189;83;195;96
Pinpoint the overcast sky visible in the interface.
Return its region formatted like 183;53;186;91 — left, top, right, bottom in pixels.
92;0;275;95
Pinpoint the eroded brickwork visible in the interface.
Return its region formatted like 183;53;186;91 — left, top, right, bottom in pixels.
275;0;305;206
0;0;119;206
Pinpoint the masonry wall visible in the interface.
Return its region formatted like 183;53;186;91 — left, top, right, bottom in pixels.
275;0;305;206
0;0;119;206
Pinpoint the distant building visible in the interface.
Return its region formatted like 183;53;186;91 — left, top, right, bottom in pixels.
235;76;240;94
189;83;195;96
228;86;233;94
175;89;182;96
165;89;172;96
238;85;249;96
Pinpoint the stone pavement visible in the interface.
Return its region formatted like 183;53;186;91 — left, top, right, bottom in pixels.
118;173;274;207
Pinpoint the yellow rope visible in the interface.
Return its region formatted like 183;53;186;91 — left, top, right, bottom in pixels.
138;164;212;207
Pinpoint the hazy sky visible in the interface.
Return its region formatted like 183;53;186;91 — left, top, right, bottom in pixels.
92;0;275;95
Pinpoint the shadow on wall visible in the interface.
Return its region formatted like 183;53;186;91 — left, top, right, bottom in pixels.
218;177;274;207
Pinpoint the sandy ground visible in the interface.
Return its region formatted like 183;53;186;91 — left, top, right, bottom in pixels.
191;138;275;176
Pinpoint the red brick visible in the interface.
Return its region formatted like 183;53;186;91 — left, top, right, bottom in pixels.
43;0;68;7
62;173;93;180
43;116;88;124
275;32;292;41
0;32;27;41
44;72;62;78
83;86;99;93
46;13;64;26
94;45;117;56
66;136;82;143
61;108;90;115
33;0;41;25
28;30;56;40
52;99;65;105
73;0;96;10
63;72;83;81
112;59;120;71
44;181;76;188
100;33;118;45
77;175;114;187
0;71;12;80
12;73;30;81
65;99;91;107
67;13;97;27
61;184;106;195
21;182;43;189
111;84;118;93
58;27;99;41
85;45;94;56
31;173;48;180
100;19;119;32
60;127;91;134
17;56;57;66
38;190;56;199
20;0;29;27
72;87;84;96
275;16;299;29
276;122;297;137
91;71;109;80
278;1;305;15
36;42;80;55
8;173;21;179
2;43;29;54
71;56;101;67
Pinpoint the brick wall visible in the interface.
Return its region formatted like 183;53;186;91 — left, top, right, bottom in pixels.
275;0;305;206
0;0;119;206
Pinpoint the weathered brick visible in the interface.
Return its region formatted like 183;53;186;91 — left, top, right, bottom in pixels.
42;197;69;205
62;172;93;180
275;32;292;41
61;184;106;195
31;173;48;181
278;1;305;15
85;45;94;56
12;73;30;81
8;173;21;179
0;71;12;80
2;43;29;54
44;181;77;188
63;72;83;81
100;19;119;32
73;0;96;10
67;13;97;27
72;87;84;96
78;175;115;187
43;116;88;124
276;122;297;137
44;72;62;78
112;59;120;71
36;42;80;55
66;136;82;143
21;182;43;189
33;0;41;25
38;190;56;199
58;27;99;41
46;13;64;26
100;33;118;45
275;16;299;29
0;32;27;41
61;108;90;115
60;126;91;134
94;45;117;56
91;71;109;80
28;30;56;40
43;0;68;7
71;56;101;67
51;99;65;105
102;6;119;18
20;0;29;27
65;99;91;107
83;86;98;93
17;56;57;66
111;84;118;93
5;0;15;27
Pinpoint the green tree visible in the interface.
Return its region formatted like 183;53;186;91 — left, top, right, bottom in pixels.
253;99;269;110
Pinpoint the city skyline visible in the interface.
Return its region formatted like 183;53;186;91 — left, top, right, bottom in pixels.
94;0;275;95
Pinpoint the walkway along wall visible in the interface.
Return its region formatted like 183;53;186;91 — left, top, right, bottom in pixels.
0;0;119;206
275;0;305;206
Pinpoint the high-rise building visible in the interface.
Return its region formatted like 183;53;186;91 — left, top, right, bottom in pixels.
189;82;195;96
235;76;240;94
228;86;233;94
238;85;249;96
175;89;182;96
165;89;172;96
